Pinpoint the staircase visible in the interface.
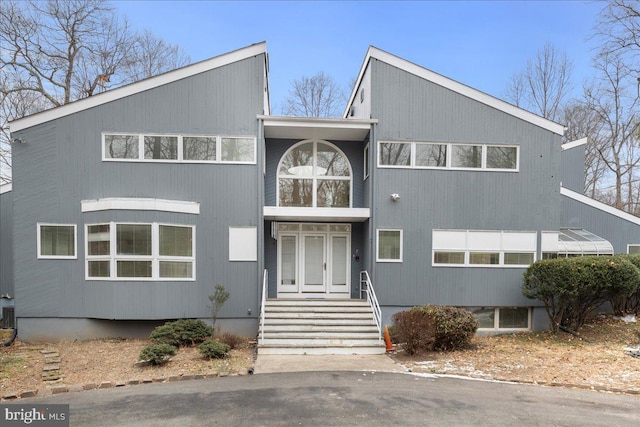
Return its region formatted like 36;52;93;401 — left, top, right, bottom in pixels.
258;299;385;355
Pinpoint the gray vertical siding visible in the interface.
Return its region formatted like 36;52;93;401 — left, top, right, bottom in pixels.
0;189;13;298
561;145;586;193
11;55;266;322
368;59;562;307
561;195;640;254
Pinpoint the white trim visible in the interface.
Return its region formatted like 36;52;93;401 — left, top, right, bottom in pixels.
376;228;403;262
561;137;588;151
363;143;370;180
81;198;200;215
260;115;376;142
10;42;267;132
37;223;77;259
263;206;370;222
344;46;565;136
628;244;640;254
0;183;12;194
560;186;640;226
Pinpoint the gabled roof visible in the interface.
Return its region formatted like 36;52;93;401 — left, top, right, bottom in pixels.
10;42;268;133
344;46;565;136
562;137;588;151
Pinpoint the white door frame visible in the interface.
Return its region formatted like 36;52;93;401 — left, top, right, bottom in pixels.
276;223;351;298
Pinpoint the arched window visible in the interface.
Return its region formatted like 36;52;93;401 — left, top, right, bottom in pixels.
277;140;352;208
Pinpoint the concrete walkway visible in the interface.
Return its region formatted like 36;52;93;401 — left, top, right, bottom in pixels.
254;353;408;374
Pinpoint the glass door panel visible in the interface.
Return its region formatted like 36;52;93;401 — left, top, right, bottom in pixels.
330;235;349;293
277;235;298;294
302;235;326;292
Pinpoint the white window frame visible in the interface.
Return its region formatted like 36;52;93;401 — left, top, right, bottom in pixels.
37;223;77;259
432;230;536;268
363;143;370;180
102;132;256;164
627;244;640;254
376;228;403;262
85;222;195;281
377;141;519;172
472;307;531;331
276;140;353;208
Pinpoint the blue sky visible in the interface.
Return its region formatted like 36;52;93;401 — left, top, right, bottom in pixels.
115;0;602;115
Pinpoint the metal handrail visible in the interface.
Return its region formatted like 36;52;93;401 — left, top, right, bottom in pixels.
259;269;268;345
360;271;382;343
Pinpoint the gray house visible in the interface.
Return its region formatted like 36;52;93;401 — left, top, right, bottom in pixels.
3;42;640;353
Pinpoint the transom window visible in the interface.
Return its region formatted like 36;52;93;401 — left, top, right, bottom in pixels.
103;133;255;164
277;140;352;208
86;222;195;280
378;141;518;171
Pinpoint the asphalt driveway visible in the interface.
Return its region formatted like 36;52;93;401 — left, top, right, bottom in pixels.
13;371;639;426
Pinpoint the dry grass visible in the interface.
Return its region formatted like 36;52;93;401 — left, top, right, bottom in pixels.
391;314;640;393
1;338;254;398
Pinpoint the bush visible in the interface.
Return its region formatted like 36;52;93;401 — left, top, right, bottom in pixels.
391;306;477;354
523;256;640;332
139;344;177;366
149;324;180;346
610;255;640;316
168;319;213;346
414;306;478;351
390;309;436;355
198;339;230;359
217;332;245;350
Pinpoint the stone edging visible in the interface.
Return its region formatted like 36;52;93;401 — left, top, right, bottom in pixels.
1;370;251;401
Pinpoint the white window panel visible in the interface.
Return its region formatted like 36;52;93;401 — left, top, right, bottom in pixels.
229;227;257;261
467;231;501;250
541;231;559;252
628;245;640;254
377;229;403;262
432;230;466;250
502;232;537;251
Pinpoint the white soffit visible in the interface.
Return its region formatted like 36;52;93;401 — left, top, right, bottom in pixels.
10;42;267;132
561;137;588;151
345;46;565;136
82;198;200;215
263;206;370;222
261;115;376;141
560;186;640;226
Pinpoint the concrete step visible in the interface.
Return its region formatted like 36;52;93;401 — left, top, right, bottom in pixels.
263;312;374;320
257;345;386;355
262;318;376;326
259;331;381;339
261;324;378;334
265;299;369;306
260;337;382;346
265;306;373;313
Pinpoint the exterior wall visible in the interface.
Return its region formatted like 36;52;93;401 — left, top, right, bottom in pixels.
561;145;586;193
561;195;640;254
368;59;562;310
0;188;13;301
10;55;267;338
349;64;372;120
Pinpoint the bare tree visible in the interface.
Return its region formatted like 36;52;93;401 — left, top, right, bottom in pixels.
282;72;345;117
0;0;190;183
583;51;640;211
595;0;640;73
505;42;573;122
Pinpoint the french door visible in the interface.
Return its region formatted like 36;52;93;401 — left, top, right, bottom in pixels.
277;223;350;297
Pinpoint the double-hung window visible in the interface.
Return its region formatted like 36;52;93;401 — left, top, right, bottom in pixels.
86;222;195;280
